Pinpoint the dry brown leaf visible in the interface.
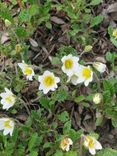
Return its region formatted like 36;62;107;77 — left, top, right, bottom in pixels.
106;3;117;21
1;32;9;44
51;16;65;24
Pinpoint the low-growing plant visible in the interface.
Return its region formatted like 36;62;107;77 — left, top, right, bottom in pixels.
0;0;117;156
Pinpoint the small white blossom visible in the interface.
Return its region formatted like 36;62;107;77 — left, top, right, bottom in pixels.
61;54;79;76
77;65;93;86
60;137;73;152
83;135;102;155
18;61;35;81
0;88;16;110
93;93;102;104
67;65;84;85
38;71;60;94
0;118;14;136
93;62;106;73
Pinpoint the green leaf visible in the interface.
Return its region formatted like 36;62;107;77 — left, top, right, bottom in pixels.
29;151;38;156
19;9;29;23
28;133;38;151
96;148;117;156
39;97;50;109
54;150;63;156
106;52;113;62
63;121;71;134
110;37;117;47
29;4;39;16
69;129;83;141
15;26;27;38
0;9;13;22
56;89;68;102
112;119;117;128
58;111;69;122
90;132;99;140
65;151;78;156
90;0;103;6
51;57;61;65
96;115;103;126
108;25;113;36
91;15;103;27
74;95;85;103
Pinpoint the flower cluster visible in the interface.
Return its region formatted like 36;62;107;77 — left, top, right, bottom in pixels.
0;54;106;145
60;135;102;155
16;56;106;94
0;88;15;136
61;54;106;87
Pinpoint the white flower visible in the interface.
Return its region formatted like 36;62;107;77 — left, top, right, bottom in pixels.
78;65;93;86
18;61;35;81
93;62;106;73
0;88;16;110
0;118;14;136
93;93;102;104
60;137;73;152
38;71;60;94
61;54;79;76
83;135;102;155
67;65;84;85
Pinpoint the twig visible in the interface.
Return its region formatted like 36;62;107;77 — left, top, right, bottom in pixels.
17;0;23;9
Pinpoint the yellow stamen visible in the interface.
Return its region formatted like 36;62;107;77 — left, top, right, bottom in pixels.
24;67;32;75
83;68;91;79
113;29;117;38
44;75;55;87
64;59;73;69
5;96;13;104
87;136;95;148
4;120;12;128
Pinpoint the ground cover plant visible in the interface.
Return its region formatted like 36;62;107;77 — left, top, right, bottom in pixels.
0;0;117;156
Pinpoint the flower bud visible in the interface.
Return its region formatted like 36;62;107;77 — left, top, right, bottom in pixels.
93;93;102;104
93;62;106;73
84;45;93;52
15;44;22;53
5;19;11;27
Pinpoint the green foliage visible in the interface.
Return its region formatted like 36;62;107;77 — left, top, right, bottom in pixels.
90;0;103;6
91;15;103;27
58;111;69;122
0;0;117;155
96;148;117;156
108;26;117;47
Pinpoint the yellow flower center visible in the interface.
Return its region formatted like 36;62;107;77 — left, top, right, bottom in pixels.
64;59;73;69
83;68;91;79
43;75;55;87
87;136;95;148
4;120;12;128
113;29;117;38
5;95;14;104
24;67;33;75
